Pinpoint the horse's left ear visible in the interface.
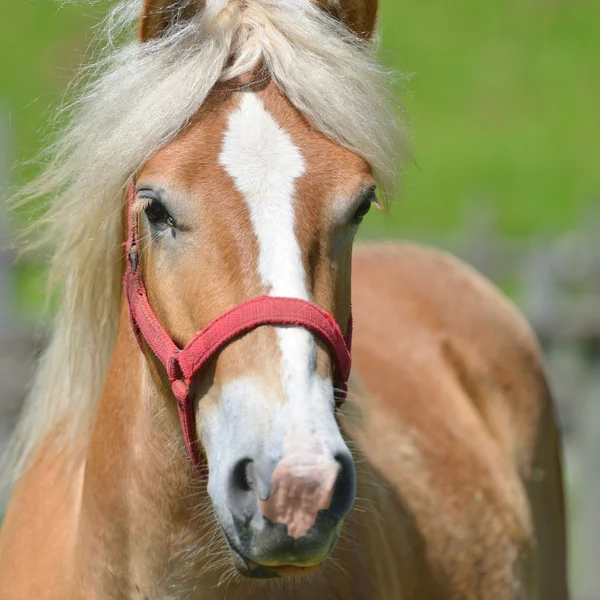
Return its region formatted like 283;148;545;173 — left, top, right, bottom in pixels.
317;0;379;39
139;0;205;42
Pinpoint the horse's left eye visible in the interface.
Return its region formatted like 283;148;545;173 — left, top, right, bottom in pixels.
144;199;173;227
352;197;373;223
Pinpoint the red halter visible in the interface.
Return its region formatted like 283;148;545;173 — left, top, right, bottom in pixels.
123;180;352;475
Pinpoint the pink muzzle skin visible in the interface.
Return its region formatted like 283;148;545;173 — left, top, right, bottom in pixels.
123;180;352;477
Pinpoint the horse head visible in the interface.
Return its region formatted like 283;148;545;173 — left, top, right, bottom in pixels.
130;0;386;578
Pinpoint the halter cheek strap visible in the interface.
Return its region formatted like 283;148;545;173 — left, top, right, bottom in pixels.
123;180;352;476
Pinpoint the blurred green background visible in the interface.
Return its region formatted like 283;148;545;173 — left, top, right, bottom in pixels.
1;1;599;596
2;0;599;246
2;0;599;314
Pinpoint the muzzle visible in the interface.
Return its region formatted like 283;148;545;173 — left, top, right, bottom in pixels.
123;180;352;476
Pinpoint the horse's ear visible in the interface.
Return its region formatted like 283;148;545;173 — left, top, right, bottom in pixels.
139;0;378;42
317;0;379;39
139;0;205;42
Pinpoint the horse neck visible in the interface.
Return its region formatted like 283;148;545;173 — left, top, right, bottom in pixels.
77;296;221;597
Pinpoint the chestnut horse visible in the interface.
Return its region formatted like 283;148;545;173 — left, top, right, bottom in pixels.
0;0;568;598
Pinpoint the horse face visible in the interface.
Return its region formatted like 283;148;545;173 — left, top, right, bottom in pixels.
136;80;375;577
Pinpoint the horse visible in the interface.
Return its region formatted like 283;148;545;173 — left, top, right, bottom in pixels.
0;0;569;598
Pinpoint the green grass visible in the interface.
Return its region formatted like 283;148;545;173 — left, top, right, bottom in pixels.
1;0;599;314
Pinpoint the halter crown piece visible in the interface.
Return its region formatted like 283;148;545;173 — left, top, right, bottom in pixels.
123;180;353;476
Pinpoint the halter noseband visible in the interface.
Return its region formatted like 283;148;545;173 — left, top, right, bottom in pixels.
123;180;352;475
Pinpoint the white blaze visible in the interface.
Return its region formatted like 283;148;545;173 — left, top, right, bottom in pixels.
219;93;318;405
220;93;307;299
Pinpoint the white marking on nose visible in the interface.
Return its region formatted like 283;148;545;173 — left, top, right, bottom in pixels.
219;93;315;401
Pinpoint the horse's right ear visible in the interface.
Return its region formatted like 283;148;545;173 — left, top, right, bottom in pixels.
139;0;205;42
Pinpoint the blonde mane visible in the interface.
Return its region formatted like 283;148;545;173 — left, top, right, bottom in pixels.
5;0;408;480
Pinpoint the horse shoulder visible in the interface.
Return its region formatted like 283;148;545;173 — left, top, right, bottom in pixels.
347;242;565;598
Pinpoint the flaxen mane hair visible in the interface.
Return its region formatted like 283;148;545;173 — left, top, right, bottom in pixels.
5;0;408;479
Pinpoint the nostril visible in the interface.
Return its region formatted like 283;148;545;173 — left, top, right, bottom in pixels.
227;458;258;526
231;458;253;493
329;452;356;521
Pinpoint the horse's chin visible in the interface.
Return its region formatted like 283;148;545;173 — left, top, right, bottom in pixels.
224;533;329;579
229;549;323;579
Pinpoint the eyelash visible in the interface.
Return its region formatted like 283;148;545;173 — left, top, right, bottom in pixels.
142;197;175;228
